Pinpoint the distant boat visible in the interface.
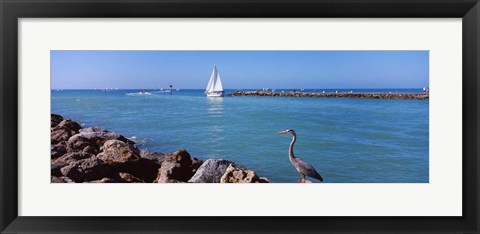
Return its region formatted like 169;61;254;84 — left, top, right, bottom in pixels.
205;64;224;97
138;90;151;95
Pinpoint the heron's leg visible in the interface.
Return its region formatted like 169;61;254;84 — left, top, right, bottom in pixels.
297;174;306;183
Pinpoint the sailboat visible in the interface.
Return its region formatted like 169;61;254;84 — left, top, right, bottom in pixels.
205;64;224;97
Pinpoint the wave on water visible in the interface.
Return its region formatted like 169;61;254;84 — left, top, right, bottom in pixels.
126;92;153;96
128;135;148;146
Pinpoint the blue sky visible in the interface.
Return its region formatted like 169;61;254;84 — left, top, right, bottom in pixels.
51;51;428;89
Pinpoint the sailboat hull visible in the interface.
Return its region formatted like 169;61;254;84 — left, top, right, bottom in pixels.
206;91;224;97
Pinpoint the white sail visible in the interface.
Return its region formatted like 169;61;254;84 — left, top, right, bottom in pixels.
205;66;216;93
212;73;223;92
205;65;223;93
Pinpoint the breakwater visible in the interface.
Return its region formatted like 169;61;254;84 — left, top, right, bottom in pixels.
229;91;429;100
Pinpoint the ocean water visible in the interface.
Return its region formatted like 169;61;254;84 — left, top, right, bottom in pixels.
51;89;429;183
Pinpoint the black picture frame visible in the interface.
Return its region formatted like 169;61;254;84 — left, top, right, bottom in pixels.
1;0;479;233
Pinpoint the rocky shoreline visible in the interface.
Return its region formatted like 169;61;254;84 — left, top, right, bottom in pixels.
229;91;429;100
51;114;269;183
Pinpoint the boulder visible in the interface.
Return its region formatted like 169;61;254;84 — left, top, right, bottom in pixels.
67;127;134;153
258;177;270;183
96;139;140;165
60;157;112;182
53;151;95;165
140;151;166;164
188;159;244;183
298;178;313;183
51;176;74;183
135;151;166;181
191;157;203;174
51;129;73;145
51;141;67;159
79;126;105;133
54;119;82;133
220;164;262;183
50;119;82;144
51;119;82;144
126;158;161;183
107;150;163;183
95;140;149;181
86;177;117;183
80;127;135;145
82;145;97;155
158;178;186;183
118;172;145;183
51;161;69;177
155;149;194;183
51;114;64;128
66;134;95;153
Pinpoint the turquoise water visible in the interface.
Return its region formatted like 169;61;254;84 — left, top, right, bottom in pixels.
51;89;429;183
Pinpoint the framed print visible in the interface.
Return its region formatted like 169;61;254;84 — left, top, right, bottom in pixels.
1;0;479;233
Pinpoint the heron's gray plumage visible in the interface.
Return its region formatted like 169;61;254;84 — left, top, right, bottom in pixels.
291;157;323;182
278;129;324;182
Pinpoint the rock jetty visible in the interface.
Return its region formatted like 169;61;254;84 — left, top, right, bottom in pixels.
229;91;429;100
51;114;269;183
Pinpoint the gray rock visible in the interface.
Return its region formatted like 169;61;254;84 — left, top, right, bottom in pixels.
81;127;135;145
67;127;135;153
79;127;107;133
188;159;245;183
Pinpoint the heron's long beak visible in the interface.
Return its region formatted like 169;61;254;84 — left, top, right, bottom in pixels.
277;130;288;134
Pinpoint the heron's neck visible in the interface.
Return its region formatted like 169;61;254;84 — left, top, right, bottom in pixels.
289;133;296;159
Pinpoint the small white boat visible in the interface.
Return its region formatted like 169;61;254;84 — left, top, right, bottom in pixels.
138;90;150;95
205;64;224;97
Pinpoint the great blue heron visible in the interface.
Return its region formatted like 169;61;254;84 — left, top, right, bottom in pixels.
277;129;324;183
